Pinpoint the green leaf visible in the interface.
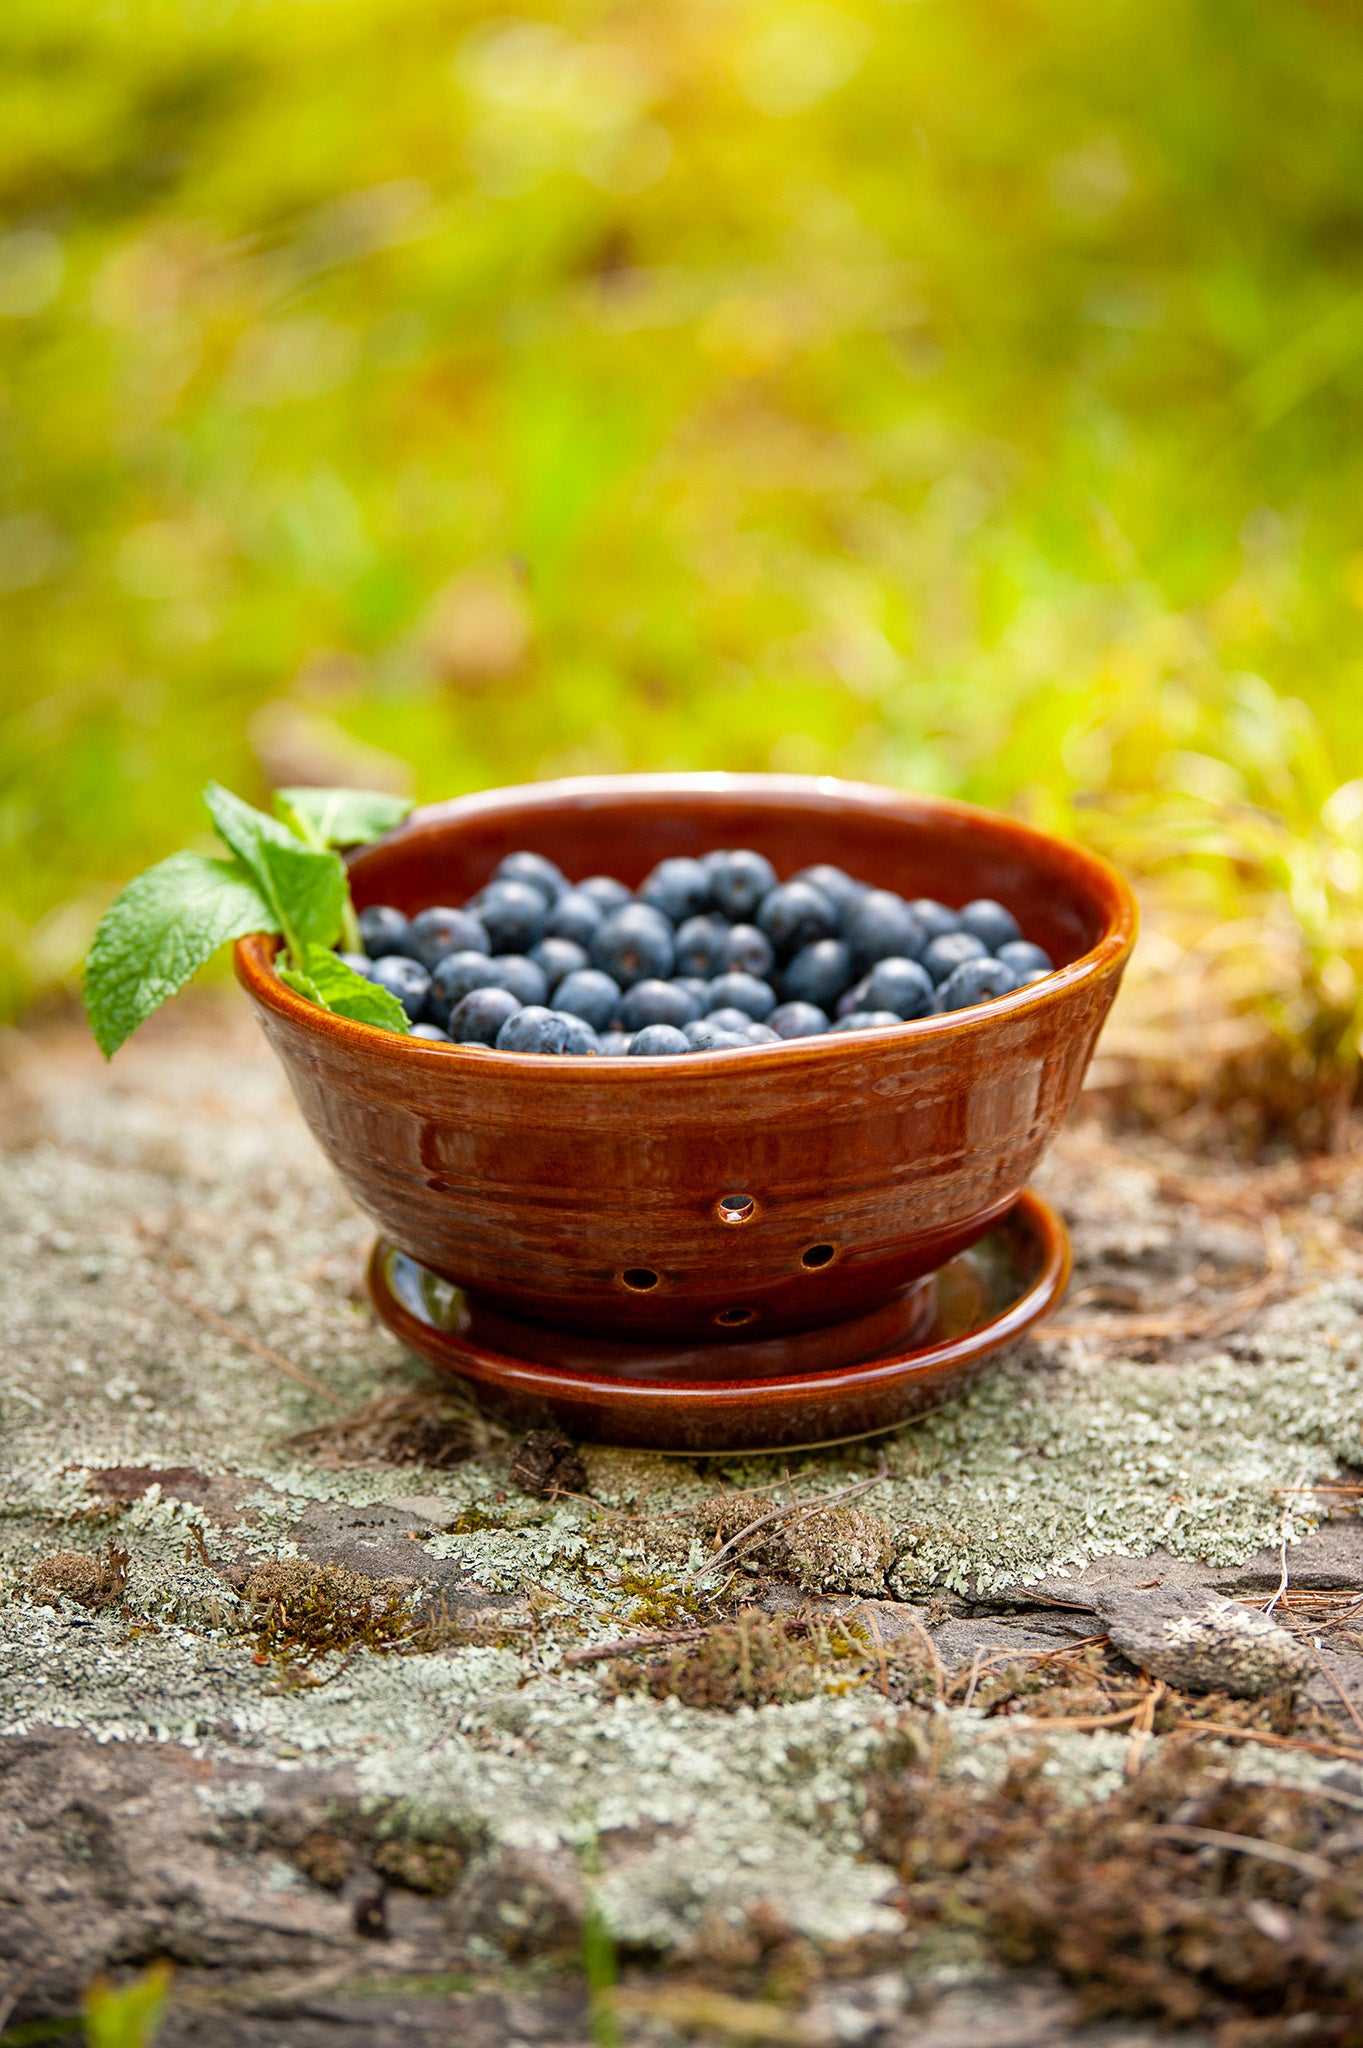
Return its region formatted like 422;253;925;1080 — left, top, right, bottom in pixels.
83;851;275;1059
274;785;414;848
83;1961;173;2048
277;943;413;1033
204;781;346;958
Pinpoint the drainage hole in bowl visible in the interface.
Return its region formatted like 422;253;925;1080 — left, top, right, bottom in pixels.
714;1306;757;1327
716;1193;756;1225
620;1268;659;1292
801;1243;837;1269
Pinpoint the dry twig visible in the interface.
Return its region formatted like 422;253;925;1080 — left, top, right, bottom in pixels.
157;1282;343;1407
1175;1720;1363;1764
974;1706;1146;1737
1152;1823;1333;1882
563;1627;711;1668
1126;1679;1165;1776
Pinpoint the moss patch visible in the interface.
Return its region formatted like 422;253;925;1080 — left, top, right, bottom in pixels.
864;1743;1363;2035
29;1542;129;1611
603;1608;940;1711
234;1557;419;1662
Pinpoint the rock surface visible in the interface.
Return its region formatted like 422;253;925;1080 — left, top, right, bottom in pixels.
0;1003;1360;2042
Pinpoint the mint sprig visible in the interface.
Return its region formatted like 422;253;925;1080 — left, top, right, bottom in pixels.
83;783;415;1057
274;785;413;849
204;780;347;963
277;942;413;1032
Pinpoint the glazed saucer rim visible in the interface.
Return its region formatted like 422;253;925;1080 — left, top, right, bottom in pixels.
366;1187;1070;1413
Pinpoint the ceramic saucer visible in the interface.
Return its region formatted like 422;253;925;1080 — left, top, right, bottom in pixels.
365;1189;1070;1454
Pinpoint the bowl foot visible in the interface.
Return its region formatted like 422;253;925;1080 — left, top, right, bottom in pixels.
366;1189;1071;1453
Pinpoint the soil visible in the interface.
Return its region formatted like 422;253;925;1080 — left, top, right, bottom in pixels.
1;998;1361;2047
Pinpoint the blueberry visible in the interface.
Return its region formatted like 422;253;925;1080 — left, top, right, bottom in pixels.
937;957;1023;1011
429;950;501;1025
959;899;1022;953
908;898;960;942
922;930;988;983
411;1022;451;1043
369;955;431;1021
705;972;776;1021
528;937;589;993
554;969;623;1031
782;939;853;1011
706;849;777;921
835;1010;904;1032
996;939;1054;976
627;1024;692;1057
449;986;522;1044
336;951;374;979
791;864;864;915
407;905;490;971
618;979;703;1031
578;875;633;912
768;1001;830;1038
496;1005;573;1054
590;904;675;988
673;976;713;1007
1020;968;1052;987
835;982;868;1018
639;857;711;924
861;956;936;1020
757;880;838;959
683;1019;751;1051
844;890;925;971
546;889;605;947
494;851;567;904
705;1007;763;1035
722;924;775;978
551;1011;601;1055
474;879;547;954
490;955;549;1006
597;1030;634;1055
358;905;410;959
742;1021;781;1044
674;914;731;978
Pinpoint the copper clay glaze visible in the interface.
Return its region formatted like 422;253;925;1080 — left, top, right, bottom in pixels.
235;774;1134;1347
365;1189;1071;1452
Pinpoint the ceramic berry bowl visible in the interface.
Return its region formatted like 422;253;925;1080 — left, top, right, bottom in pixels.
235;772;1134;1418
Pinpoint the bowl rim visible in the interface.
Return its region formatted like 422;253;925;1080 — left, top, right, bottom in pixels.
234;770;1138;1080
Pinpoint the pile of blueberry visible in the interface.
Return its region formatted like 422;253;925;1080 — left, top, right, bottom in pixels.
339;849;1056;1057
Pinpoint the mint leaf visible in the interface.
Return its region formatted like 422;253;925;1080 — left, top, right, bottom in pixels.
204;781;346;958
274;786;414;848
277;944;413;1033
83;851;274;1058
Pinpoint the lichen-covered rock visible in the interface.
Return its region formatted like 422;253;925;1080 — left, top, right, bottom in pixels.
1101;1595;1311;1697
7;1008;1363;2028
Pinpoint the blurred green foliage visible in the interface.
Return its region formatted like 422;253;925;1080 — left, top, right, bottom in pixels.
82;1963;170;2048
6;0;1363;1025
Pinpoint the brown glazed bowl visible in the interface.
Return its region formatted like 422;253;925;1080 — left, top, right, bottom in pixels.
235;774;1135;1347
